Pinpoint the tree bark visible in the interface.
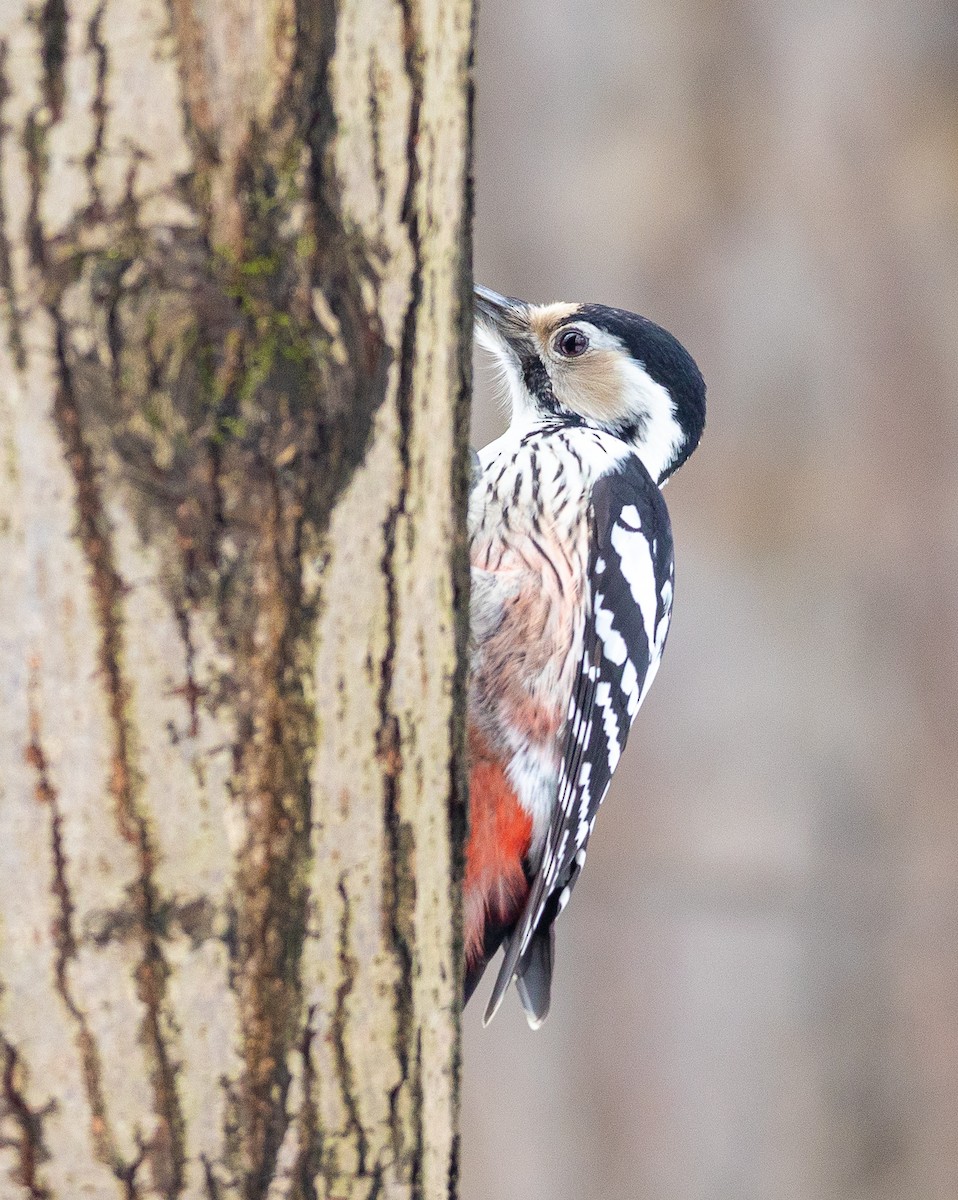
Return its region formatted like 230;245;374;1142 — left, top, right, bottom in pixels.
0;1;473;1197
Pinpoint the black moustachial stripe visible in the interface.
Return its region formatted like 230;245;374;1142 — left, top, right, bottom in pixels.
521;354;589;427
520;353;561;415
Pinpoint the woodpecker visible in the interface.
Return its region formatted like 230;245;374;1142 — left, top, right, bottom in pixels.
466;285;706;1027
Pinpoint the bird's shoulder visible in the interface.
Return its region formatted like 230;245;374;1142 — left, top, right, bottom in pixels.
590;448;673;563
471;423;641;539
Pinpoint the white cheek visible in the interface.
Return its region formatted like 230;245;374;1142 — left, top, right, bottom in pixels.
618;359;684;482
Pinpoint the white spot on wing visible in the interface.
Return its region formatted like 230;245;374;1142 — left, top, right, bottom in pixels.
594;591;628;665
619;504;641;528
609;521;658;654
595;681;622;774
576;762;592;845
622;658;641;718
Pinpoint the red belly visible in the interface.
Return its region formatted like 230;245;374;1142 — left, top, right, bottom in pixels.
465;731;532;970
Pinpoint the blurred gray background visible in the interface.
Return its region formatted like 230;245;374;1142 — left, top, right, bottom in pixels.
461;2;958;1198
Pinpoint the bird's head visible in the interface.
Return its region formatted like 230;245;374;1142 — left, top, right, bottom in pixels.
474;285;706;484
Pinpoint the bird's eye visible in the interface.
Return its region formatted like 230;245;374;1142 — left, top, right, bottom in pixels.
555;328;589;358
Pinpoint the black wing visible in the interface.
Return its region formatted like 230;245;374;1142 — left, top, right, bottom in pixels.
483;455;674;1026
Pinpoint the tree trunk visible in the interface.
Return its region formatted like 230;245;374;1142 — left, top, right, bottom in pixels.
0;1;473;1197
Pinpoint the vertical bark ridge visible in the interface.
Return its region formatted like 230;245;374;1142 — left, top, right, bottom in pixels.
22;690;120;1177
442;55;475;1194
229;476;314;1200
37;0;68;122
28;1;199;1137
390;4;472;1194
83;1;109;218
0;44;26;371
379;1;425;1172
0;1036;52;1200
290;1008;320;1200
331;878;368;1176
47;321;187;1197
24;43;189;1193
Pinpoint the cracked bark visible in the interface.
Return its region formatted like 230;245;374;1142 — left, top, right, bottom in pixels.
0;1;472;1198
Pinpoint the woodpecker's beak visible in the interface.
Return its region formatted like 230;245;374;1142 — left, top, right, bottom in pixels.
473;285;533;356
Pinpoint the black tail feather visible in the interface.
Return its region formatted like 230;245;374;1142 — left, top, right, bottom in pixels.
464;911;516;1008
515;925;555;1028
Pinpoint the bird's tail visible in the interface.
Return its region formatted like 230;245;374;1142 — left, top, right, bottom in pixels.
464;905;516;1007
515;926;555;1029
